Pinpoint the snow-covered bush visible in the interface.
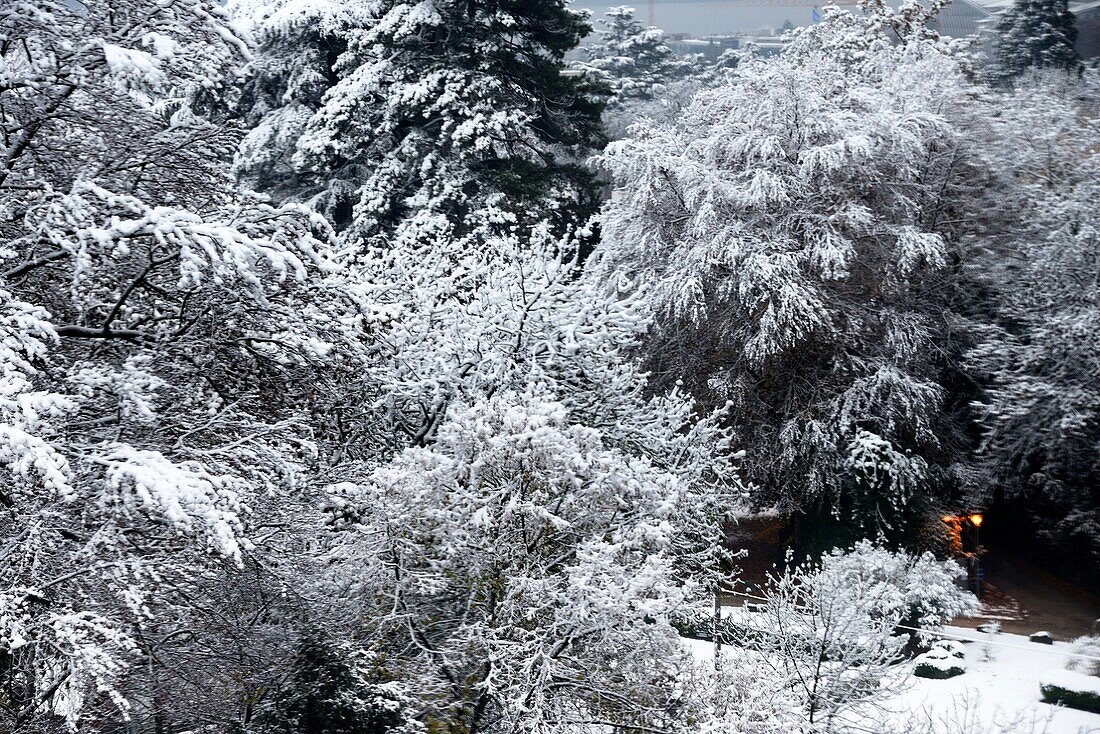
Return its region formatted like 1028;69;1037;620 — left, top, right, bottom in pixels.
913;641;967;679
325;389;738;734
877;694;1057;734
684;650;812;734
1039;670;1100;713
742;542;975;727
934;639;968;658
982;621;1002;662
815;542;978;637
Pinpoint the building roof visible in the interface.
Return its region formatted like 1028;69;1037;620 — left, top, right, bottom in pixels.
934;0;996;38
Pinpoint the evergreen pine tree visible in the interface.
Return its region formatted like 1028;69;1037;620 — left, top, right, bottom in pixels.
233;0;607;244
992;0;1081;82
261;629;408;734
580;6;689;105
230;1;371;219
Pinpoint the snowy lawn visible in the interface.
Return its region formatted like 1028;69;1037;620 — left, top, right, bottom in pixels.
683;624;1100;733
893;627;1100;733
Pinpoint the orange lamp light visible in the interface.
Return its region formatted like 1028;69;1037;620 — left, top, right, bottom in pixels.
969;513;983;527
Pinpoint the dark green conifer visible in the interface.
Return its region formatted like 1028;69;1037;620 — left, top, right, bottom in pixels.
260;629;407;734
992;0;1081;82
234;0;608;243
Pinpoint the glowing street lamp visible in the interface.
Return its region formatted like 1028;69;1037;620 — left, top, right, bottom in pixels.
969;512;984;598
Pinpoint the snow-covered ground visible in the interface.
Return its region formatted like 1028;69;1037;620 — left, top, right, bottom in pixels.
892;627;1100;734
683;625;1100;733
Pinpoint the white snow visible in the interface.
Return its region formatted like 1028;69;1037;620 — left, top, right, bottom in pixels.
1039;669;1100;697
683;624;1100;733
878;627;1100;733
101;41;168;95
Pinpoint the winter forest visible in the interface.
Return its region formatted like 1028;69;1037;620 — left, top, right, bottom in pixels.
2;0;1099;732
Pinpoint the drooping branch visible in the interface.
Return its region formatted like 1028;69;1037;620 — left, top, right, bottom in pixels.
54;324;145;340
2;249;70;279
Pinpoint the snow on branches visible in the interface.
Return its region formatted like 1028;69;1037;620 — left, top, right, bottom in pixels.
233;0;607;244
325;389;736;734
578;6;691;105
592;1;986;529
0;1;378;727
9;0;1094;730
967;70;1100;565
736;542;975;729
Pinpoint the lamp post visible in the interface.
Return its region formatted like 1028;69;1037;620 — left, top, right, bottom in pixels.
969;513;984;597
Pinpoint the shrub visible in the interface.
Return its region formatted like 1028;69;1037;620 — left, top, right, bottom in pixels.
913;642;966;679
1040;671;1100;713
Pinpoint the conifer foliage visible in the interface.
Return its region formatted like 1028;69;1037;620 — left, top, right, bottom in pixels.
992;0;1081;82
258;630;411;734
230;0;372;214
234;0;608;244
580;6;688;105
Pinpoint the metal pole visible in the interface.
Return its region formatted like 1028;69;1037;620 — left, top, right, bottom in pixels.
975;522;981;598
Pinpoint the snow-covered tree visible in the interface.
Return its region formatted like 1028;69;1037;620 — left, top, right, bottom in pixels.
229;0;374;217
324;389;739;734
0;2;380;727
233;0;607;245
313;194;746;731
967;70;1100;577
0;2;748;730
346;224;734;467
255;628;414;734
676;543;974;734
991;0;1081;83
286;21;749;716
579;6;689;105
12;0;1086;731
576;6;700;141
591;1;988;536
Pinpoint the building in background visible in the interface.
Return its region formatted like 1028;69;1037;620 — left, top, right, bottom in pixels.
575;0;1098;59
